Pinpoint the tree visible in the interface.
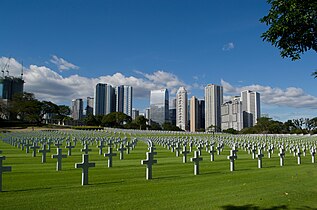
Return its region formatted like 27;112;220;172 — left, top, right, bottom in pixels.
9;92;44;124
260;0;317;61
134;115;148;130
83;113;99;126
162;122;183;131
101;112;132;127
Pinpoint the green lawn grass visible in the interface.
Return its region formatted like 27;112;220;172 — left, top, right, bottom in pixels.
0;133;317;210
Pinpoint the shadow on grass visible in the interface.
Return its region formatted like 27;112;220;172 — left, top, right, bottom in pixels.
222;204;317;210
222;204;287;210
94;180;125;186
153;175;181;180
7;187;52;193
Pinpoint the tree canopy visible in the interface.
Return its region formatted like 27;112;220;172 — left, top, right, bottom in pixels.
260;0;317;61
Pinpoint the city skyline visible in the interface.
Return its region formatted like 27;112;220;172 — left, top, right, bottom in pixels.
1;1;317;122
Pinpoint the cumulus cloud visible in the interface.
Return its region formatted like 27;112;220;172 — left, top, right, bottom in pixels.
222;42;235;51
0;57;190;104
221;79;317;109
50;55;79;71
3;56;317;111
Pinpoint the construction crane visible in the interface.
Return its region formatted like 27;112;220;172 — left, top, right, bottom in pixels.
1;57;10;77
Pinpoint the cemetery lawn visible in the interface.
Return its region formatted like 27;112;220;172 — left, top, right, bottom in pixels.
0;138;317;210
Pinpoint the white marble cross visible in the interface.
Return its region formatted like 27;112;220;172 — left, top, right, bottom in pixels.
75;154;96;185
65;142;75;156
209;145;215;161
310;147;316;163
52;148;67;171
97;141;105;155
175;143;181;157
81;144;92;154
190;151;203;175
104;146;117;168
38;144;50;163
0;156;12;192
182;145;190;163
296;148;301;165
141;152;157;180
278;147;285;166
227;150;237;171
256;148;264;168
117;143;126;160
30;142;40;157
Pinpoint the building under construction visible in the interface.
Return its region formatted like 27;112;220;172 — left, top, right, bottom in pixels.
0;76;24;100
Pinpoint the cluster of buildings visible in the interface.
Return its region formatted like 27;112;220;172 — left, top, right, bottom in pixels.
72;82;260;132
148;84;260;132
71;84;133;120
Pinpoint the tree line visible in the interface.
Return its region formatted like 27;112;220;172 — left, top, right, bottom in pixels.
1;92;317;134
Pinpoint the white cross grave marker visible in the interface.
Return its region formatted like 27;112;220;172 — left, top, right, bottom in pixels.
52;148;67;171
0;156;12;192
190;151;203;175
75;154;96;185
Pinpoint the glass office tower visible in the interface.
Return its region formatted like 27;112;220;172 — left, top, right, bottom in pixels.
150;89;169;125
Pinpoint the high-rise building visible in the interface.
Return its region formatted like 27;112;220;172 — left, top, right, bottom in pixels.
123;86;133;117
190;96;198;132
86;97;94;115
176;87;188;130
72;99;83;120
241;90;261;128
94;83;115;115
132;108;139;120
221;96;243;131
145;108;150;125
115;85;133;117
0;76;24;100
150;89;169;125
115;85;124;113
198;99;205;130
205;84;223;132
190;97;205;132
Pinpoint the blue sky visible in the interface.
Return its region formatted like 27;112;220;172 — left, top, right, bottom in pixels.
1;0;317;122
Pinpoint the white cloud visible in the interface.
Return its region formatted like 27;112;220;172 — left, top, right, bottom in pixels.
50;55;79;71
2;56;317;113
222;42;235;51
0;57;190;104
221;79;317;109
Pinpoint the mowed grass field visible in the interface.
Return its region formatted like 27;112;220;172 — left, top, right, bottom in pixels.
0;134;317;210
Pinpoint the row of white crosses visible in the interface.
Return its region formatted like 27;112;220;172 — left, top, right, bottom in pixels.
1;131;139;186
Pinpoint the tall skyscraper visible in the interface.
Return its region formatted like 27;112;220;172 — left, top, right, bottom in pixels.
115;85;133;117
241;90;261;128
190;97;205;132
190;96;198;132
0;76;24;100
198;99;205;130
145;108;150;125
94;83;115;115
205;84;223;131
115;85;124;113
123;85;133;117
132;108;139;120
86;97;94;115
176;87;188;130
71;98;83;120
150;89;169;125
221;96;243;131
